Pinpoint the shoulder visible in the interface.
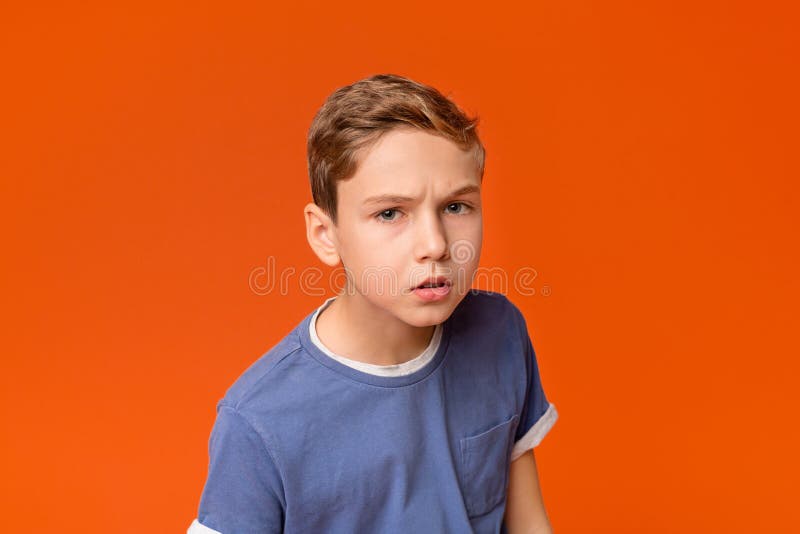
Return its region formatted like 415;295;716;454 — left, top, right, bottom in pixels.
453;289;526;332
218;321;307;414
447;290;530;356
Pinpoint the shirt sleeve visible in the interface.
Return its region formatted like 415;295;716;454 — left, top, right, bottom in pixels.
191;403;285;534
510;306;559;462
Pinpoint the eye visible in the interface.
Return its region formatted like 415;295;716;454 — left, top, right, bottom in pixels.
375;208;402;223
446;202;471;214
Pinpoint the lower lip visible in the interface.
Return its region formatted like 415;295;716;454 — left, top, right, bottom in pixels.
413;284;451;302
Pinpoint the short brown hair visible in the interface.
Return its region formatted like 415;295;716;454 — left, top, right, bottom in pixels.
307;73;486;225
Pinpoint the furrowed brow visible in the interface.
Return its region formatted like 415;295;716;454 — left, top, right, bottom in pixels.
362;184;480;206
449;184;481;197
362;194;415;206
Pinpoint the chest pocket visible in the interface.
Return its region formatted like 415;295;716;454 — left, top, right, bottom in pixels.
458;413;520;518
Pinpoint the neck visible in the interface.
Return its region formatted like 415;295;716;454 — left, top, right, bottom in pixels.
315;292;436;366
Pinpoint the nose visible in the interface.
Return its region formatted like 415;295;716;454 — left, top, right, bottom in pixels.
413;210;449;262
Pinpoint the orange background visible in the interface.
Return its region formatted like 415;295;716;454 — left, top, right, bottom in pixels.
2;1;798;532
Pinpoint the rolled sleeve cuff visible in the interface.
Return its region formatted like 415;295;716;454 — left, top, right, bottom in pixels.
510;402;559;462
187;519;222;534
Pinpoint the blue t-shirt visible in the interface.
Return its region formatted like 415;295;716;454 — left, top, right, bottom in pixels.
189;289;558;534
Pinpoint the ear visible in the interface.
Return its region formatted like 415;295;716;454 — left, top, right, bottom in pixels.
304;202;341;267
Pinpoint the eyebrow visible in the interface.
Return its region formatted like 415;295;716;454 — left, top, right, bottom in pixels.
362;184;481;206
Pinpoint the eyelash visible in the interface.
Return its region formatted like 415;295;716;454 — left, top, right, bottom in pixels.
374;202;473;224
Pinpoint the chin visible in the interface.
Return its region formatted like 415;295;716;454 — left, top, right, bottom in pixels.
403;305;453;328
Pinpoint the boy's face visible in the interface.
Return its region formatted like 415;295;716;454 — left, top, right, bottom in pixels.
319;126;483;327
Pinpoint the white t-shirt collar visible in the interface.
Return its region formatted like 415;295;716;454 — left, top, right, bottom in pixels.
309;296;443;377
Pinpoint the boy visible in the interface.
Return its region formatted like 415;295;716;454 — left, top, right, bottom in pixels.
188;74;559;533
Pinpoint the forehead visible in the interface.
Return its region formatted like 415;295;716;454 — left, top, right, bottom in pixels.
340;128;481;200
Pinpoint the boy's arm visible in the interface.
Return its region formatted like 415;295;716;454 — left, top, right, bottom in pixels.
189;404;285;533
504;297;558;533
504;448;553;534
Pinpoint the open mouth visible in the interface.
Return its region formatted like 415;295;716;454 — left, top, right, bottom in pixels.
415;280;451;289
412;278;452;300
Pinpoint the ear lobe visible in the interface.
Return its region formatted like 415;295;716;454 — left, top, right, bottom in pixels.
304;203;341;267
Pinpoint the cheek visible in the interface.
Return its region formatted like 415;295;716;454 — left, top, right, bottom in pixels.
449;227;482;265
451;214;482;239
466;226;483;263
336;223;381;261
